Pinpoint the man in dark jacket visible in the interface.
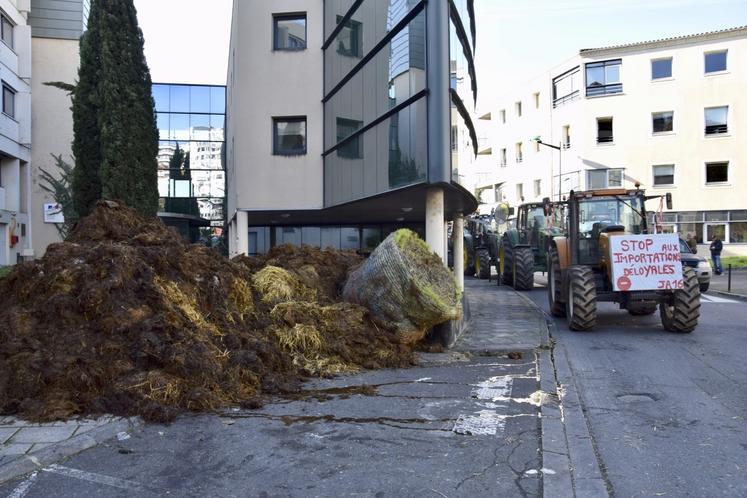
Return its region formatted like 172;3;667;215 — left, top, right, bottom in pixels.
710;235;723;275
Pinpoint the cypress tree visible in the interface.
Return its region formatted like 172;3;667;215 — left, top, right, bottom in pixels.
70;0;103;218
97;0;159;217
71;0;159;218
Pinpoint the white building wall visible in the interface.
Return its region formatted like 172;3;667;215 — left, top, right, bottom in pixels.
0;0;32;266
485;27;747;252
227;0;324;239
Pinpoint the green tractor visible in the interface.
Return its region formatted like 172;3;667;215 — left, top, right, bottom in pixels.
499;200;565;290
463;215;500;279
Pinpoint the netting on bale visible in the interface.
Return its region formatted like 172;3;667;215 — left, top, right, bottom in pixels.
0;202;414;423
343;229;461;344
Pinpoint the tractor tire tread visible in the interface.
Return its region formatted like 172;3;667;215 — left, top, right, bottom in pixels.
567;266;597;331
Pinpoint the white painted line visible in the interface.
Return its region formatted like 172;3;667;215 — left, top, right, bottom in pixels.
701;294;739;304
471;376;513;401
7;471;38;498
42;465;147;492
453;410;507;436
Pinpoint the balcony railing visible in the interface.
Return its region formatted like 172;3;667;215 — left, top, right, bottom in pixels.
516;154;523;163
705;124;728;135
597;136;613;144
553;90;580;108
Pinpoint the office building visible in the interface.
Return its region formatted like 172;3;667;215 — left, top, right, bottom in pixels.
226;0;479;260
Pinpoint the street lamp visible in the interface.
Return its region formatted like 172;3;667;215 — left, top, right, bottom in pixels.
532;136;562;202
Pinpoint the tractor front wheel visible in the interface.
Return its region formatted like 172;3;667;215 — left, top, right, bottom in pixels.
500;235;514;285
660;267;700;333
566;266;597;331
513;247;535;291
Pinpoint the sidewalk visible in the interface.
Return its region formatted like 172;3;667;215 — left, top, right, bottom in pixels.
0;416;140;484
0;279;565;497
708;267;747;298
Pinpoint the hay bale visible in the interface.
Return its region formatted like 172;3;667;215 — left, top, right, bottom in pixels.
343;229;460;344
252;266;316;303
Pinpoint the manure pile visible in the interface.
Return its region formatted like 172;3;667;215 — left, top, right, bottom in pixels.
0;202;413;423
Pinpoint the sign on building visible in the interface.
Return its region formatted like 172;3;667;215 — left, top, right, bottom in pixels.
43;203;65;224
610;234;683;291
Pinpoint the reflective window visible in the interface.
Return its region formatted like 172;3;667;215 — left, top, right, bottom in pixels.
585;59;622;96
1;15;13;48
336;118;363;158
169;85;190;112
731;223;747;243
2;84;15;117
153;84;170;112
189;86;210;113
274;14;307;50
705;106;728;135
336;16;362;57
705;50;727;73
653;164;674;186
273;117;307;155
169;114;190;141
651;58;672;80
210;87;226;114
652;111;673;133
324;11;426;151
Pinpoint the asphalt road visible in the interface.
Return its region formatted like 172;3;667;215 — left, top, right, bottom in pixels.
526;284;747;498
0;355;543;498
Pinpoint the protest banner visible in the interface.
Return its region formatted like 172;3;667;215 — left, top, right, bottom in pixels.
610;234;683;291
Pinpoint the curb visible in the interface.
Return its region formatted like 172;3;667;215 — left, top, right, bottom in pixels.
0;417;142;485
710;289;747;302
516;292;611;498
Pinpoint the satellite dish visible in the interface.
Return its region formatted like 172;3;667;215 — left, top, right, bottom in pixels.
494;202;510;225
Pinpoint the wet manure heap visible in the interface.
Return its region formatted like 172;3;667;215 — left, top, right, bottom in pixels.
0;202;414;423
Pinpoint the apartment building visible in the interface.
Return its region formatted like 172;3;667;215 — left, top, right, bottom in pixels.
481;26;747;251
0;0;32;266
226;0;478;260
27;0;89;258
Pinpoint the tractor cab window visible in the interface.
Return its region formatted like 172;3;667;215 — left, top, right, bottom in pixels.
577;196;645;265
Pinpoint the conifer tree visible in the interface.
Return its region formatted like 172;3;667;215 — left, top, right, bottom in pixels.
71;0;159;218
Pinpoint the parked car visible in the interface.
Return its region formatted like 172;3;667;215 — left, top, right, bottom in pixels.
679;238;711;292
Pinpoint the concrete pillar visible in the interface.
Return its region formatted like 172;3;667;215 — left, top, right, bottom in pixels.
426;187;445;263
453;214;464;292
236;211;249;256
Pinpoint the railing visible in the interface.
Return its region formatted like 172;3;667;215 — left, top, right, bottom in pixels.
562;141;571;149
705;124;728;135
516;154;523;163
586;84;623;97
553;90;580;108
597;136;614;144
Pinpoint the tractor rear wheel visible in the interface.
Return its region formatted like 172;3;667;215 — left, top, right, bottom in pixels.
627;302;658;316
547;247;565;317
566;266;597;331
500;235;514;285
660;267;700;333
513;247;535;291
476;249;491;280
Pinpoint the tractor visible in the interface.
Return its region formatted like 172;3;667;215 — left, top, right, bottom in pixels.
464;215;500;279
546;188;700;332
499;200;564;290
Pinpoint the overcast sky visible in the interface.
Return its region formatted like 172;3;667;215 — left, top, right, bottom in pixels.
134;0;747;105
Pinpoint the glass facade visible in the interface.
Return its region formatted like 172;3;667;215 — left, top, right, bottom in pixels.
322;0;477;206
153;83;226;242
648;210;747;244
323;0;428;207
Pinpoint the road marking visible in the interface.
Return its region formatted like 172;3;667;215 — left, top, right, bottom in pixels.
471;376;513;401
7;472;38;498
42;464;148;492
701;294;740;304
453;410;507;436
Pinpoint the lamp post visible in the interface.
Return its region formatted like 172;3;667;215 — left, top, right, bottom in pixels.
532;137;562;202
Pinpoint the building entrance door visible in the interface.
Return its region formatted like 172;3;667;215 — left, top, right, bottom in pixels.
704;223;726;244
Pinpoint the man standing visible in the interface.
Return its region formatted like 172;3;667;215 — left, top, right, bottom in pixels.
686;233;698;254
710;235;723;275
